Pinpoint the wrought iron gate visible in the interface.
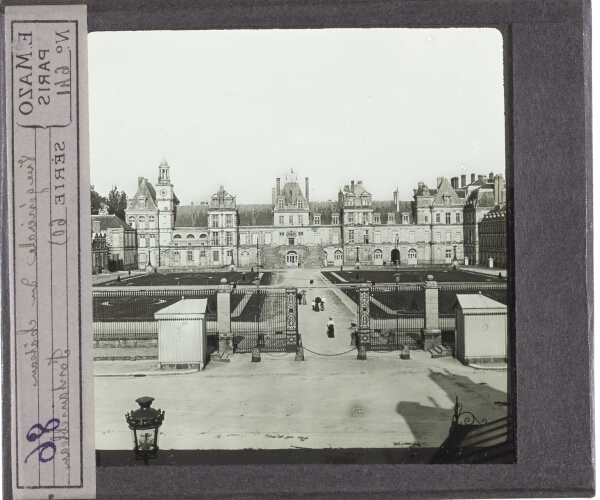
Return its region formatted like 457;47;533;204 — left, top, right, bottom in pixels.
356;285;425;350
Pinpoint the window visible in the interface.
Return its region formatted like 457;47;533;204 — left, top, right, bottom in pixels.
226;215;232;227
297;199;303;209
403;215;409;224
374;231;381;244
388;214;395;223
374;249;383;260
252;233;258;244
436;213;441;223
187;251;193;261
348;213;354;224
212;233;219;245
374;215;380;224
139;197;146;209
279;216;284;225
298;215;304;225
128;216;136;228
456;213;461;224
227;250;233;257
289;216;294;225
332;215;339;225
408;249;417;259
213;251;219;261
138;216;146;229
425;215;429;223
445;249;452;259
446;213;451;224
364;232;369;244
334;250;343;261
446;232;451;242
139;234;146;247
333;233;339;244
315;233;321;244
240;233;247;245
314;216;321;225
436;232;441;243
187;234;194;239
265;233;272;244
409;232;415;243
200;250;206;257
226;232;232;245
173;234;181;239
212;216;218;228
173;251;180;262
149;215;155;227
348;230;355;243
278;199;284;209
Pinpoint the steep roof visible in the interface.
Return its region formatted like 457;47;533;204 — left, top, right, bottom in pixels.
174;205;209;227
372;200;415;224
467;188;496;207
432;178;464;206
91;215;135;231
279;181;307;206
238;204;273;226
308;201;339;224
129;179;157;210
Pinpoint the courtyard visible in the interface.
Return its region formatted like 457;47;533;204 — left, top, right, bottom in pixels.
94;266;509;460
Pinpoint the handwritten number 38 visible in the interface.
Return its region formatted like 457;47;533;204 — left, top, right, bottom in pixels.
24;419;60;464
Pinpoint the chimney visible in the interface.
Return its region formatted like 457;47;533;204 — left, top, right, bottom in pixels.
344;185;349;192
276;178;281;197
478;175;485;181
305;177;309;203
272;187;276;206
418;182;425;190
393;189;399;211
461;174;466;187
489;172;494;183
494;174;505;205
92;220;101;234
191;201;194;206
451;177;458;189
471;173;476;183
138;176;144;186
351;180;355;192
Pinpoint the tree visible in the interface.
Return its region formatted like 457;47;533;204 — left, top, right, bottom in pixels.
91;185;106;214
106;186;128;221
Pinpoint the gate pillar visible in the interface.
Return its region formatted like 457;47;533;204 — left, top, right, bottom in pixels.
217;280;234;355
422;275;442;351
358;286;371;352
285;286;299;352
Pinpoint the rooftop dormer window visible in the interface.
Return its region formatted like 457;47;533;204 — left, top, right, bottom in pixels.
297;199;303;209
139;197;146;209
278;199;284;209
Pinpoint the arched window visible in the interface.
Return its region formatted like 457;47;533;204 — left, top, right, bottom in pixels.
138;216;146;229
408;249;417;259
173;234;182;239
334;250;343;261
373;249;383;260
128;216;135;228
187;234;195;239
148;215;155;227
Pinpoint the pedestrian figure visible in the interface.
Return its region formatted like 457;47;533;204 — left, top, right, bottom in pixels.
351;330;357;346
117;275;121;282
242;273;246;281
128;270;131;277
251;267;254;273
320;298;326;311
327;317;335;338
311;300;315;311
356;273;359;281
301;291;307;305
315;297;322;312
297;291;302;305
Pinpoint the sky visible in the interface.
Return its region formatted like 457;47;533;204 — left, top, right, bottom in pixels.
88;28;505;205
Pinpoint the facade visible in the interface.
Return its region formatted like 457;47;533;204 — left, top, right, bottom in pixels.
478;203;507;268
92;213;138;270
91;232;108;274
124;157;508;270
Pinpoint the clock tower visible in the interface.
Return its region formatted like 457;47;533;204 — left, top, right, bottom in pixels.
156;155;176;245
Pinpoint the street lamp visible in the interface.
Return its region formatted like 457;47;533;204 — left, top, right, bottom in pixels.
125;396;165;465
355;244;360;269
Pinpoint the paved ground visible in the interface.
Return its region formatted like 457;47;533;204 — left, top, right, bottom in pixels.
94;269;508;455
322;268;505;285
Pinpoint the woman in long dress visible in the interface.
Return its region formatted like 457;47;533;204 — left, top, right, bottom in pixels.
327;317;335;338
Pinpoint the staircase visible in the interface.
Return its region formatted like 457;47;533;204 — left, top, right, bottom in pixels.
302;244;325;268
429;344;454;358
260;245;284;269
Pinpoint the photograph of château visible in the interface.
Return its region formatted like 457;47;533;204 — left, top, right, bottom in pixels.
90;28;512;465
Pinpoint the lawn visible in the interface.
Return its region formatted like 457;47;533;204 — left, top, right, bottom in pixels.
96;271;272;287
322;269;505;285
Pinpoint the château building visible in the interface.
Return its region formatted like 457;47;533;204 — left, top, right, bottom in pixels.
124;157;507;270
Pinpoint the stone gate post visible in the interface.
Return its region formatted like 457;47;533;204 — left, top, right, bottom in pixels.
358;286;371;358
286;286;298;352
422;275;442;350
217;278;234;355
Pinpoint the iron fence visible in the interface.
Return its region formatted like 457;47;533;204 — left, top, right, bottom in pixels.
231;288;289;352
